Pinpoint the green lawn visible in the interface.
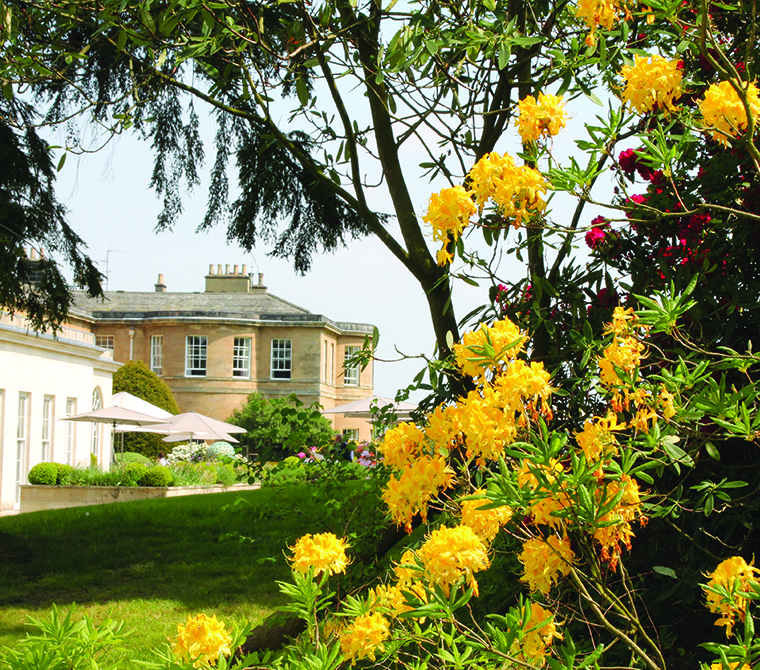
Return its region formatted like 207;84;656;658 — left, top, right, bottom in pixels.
0;481;377;660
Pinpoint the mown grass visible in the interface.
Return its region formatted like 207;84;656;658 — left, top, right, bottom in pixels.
0;481;378;660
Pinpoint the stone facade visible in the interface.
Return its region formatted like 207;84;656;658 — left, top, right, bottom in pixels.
71;266;376;440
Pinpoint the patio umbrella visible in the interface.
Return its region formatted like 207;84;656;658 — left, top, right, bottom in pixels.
151;411;246;444
60;406;169;463
322;395;418;420
110;392;173;420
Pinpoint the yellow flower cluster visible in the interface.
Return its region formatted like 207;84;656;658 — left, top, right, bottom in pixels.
593;475;646;570
519;602;563;663
377;422;425;470
519;535;574;594
576;410;626;463
575;0;630;45
289;532;350;576
598;307;647;388
460;489;513;542
173;614;232;669
704;556;760;637
382;455;455;531
453;317;526;379
467;152;549;227
339;612;391;665
517;93;567;143
423;184;478;266
699;80;760;146
419;524;491;596
621;54;683;114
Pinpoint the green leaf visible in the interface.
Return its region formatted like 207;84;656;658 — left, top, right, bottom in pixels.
653;565;678;579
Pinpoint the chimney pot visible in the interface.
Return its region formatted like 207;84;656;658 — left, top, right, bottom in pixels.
242;264;247;275
155;273;167;293
258;273;264;286
217;264;222;274
209;264;214;275
233;264;238;274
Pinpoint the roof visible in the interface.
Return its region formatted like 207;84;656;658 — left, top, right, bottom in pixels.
70;290;375;334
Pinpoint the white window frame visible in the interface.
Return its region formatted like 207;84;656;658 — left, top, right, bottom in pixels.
41;395;54;462
95;335;115;350
185;335;208;377
16;392;30;503
343;428;360;442
344;345;360;386
150;335;163;375
270;339;292;380
65;398;76;465
233;337;252;378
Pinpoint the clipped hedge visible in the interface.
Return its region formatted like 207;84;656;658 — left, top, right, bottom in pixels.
27;462;59;485
138;465;173;487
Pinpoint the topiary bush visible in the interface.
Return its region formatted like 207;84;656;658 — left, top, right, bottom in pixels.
112;360;179;460
27;462;59;485
119;452;153;466
207;441;236;460
138;465;173;487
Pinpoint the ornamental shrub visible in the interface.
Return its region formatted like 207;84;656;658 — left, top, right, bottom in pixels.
207;441;236;460
138;465;173;487
118;463;148;486
54;463;74;485
112;360;179;459
27;462;59;485
119;452;153;466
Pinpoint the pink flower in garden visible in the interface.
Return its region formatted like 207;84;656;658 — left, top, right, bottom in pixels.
297;452;306;459
586;227;607;249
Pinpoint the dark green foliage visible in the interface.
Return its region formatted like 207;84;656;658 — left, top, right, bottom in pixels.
138;466;173;487
112;361;179;459
0;99;103;330
27;462;59;485
228;393;334;462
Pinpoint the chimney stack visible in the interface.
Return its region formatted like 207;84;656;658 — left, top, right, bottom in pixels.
155;273;167;292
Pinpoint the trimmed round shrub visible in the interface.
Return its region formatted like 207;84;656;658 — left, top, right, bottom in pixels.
27;462;59;485
55;463;75;485
119;462;148;486
138;465;173;487
119;452;153;466
207;441;236;460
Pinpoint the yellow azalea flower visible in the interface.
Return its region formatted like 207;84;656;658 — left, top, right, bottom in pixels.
340;612;391;665
517;93;567;143
422;185;476;243
575;411;625;463
517;92;567;143
382;455;456;531
466;152;549;227
419;524;490;596
576;0;630;45
621;54;683;115
530;493;568;531
700;80;760;146
631;406;657;433
519;534;574;594
453;317;527;378
494;359;554;423
173;613;232;669
457;387;514;464
518;602;563;663
460;488;513;542
436;245;454;266
424;403;463;453
704;556;760;637
394;549;421;585
289;532;350;576
598;334;646;386
378;422;426;471
710;663;751;670
593;475;646;570
659;386;676;419
605;305;638;336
